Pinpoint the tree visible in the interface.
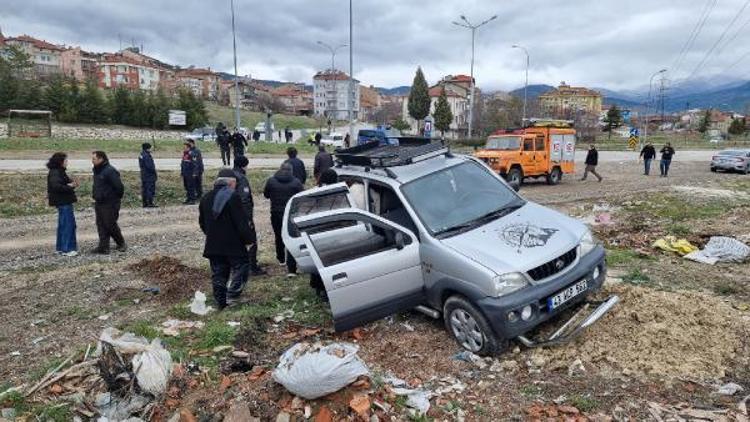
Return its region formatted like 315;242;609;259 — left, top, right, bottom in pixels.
149;88;171;129
603;105;623;140
110;86;131;125
432;89;453;136
128;89;149;127
729;117;746;136
44;75;70;117
78;78;108;124
407;67;430;130
391;117;411;132
176;89;208;129
0;45;33;111
58;80;80;123
698;109;711;133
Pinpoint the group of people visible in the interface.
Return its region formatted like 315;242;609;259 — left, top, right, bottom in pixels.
214;122;249;166
581;141;677;182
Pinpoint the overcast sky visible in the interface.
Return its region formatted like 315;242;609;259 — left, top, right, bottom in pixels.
2;0;748;92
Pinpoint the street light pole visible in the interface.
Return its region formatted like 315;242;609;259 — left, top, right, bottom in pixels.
316;41;347;73
349;0;355;142
644;68;667;147
453;14;497;139
230;0;241;131
512;44;529;125
317;41;347;133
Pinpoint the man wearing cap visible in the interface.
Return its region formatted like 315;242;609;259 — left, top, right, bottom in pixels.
138;142;157;208
181;140;204;204
199;169;254;309
233;156;266;276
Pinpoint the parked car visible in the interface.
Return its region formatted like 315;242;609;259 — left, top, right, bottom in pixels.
254;122;275;134
357;126;401;146
710;149;750;174
281;141;618;355
185;127;217;142
709;138;723;144
320;133;345;149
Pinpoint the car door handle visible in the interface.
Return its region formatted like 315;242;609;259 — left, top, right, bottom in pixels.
332;272;347;282
299;244;307;251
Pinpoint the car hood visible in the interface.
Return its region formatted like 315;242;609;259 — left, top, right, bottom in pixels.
441;202;587;275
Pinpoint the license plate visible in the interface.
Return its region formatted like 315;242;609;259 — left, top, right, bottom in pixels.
547;279;588;310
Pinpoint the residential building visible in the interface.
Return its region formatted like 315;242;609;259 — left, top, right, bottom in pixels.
4;34;63;77
60;47;101;81
271;84;313;115
359;85;382;122
401;74;476;138
313;69;360;121
120;47;176;93
539;82;603;116
176;67;221;100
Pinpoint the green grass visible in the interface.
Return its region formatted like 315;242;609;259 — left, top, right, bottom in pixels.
519;384;543;397
62;305;93;320
714;281;739;296
623;194;730;222
567;394;599;413
206;103;318;131
667;223;693;237
622;268;651;285
606;248;648;266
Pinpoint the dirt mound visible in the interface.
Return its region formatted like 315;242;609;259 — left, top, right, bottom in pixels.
128;256;209;304
532;284;749;380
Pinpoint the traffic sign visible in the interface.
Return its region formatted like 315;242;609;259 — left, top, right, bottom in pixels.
629;127;639;137
628;135;638;150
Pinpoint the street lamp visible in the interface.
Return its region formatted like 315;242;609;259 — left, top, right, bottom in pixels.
349;0;355;144
230;0;241;131
316;41;347;72
453;14;498;138
644;68;667;147
317;41;347;133
512;44;529;126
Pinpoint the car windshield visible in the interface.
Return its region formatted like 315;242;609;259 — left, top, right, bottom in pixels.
719;150;744;156
486;136;522;150
401;161;524;236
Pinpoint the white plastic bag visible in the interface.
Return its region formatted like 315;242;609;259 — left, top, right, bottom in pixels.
684;236;750;265
272;342;369;399
189;291;213;315
95;327;151;355
132;339;172;395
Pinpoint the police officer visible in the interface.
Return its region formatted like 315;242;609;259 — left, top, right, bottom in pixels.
232;129;248;157
181;140;204;204
233;156;266;276
138;142;157;208
216;122;231;166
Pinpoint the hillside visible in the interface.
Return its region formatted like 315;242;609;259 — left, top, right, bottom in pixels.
206;103;318;129
508;84;554;99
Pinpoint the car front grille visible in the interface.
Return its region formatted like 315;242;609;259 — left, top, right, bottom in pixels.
527;248;577;282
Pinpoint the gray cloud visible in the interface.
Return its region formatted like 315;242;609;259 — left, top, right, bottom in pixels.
2;0;748;91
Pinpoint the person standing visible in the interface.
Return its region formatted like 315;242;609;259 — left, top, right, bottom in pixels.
199;169;254;309
313;144;334;184
264;163;304;277
233;156;266;276
190;140;205;200
344;133;351;149
181;141;197;204
217;128;231;166
47;152;79;257
91;151;126;254
639;142;657;176
285;147;307;185
580;144;603;182
660;142;675;177
139;143;157;208
232;130;248;157
314;132;322;146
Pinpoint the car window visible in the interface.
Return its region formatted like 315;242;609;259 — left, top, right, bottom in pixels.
401;161;523;236
287;190;352;238
485;136;521;150
523;138;534;151
308;217;411;267
719;151;743;156
535;136;545;151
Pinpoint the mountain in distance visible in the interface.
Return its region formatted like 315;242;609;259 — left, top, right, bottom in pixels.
508;84;554;99
375;86;411;96
215;72;313;91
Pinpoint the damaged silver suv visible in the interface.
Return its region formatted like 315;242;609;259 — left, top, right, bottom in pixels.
282;140;618;355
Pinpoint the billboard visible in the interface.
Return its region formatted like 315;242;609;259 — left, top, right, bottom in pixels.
169;110;186;126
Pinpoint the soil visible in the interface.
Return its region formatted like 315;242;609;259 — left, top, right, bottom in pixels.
126;256;209;305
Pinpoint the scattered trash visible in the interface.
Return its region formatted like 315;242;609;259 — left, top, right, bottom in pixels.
567;358;586;377
2;408;16;419
648;401;746;421
391;387;432;415
212;345;233;354
652;236;698;256
452;351;487;368
189;291;212;316
232;351;250;359
10;351;20;356
718;382;744;396
31;336;48;345
227;321;241;328
98;314;111;321
684;236;750;265
141;287;160;295
400;322;415;332
272;342;369;399
160;319;204;337
595;213;613;225
272;310;295;323
489;359;519;373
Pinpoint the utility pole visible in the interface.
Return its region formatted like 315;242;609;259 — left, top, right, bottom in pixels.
348;0;355;142
230;0;241;131
452;14;497;139
659;76;667;128
316;41;346;134
512;44;529;125
644;69;667;148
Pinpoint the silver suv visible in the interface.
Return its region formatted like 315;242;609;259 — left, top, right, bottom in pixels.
282;141;618;355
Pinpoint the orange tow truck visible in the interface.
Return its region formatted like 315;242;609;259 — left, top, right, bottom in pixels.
475;120;577;185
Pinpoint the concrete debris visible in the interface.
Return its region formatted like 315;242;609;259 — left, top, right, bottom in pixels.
718;382;744;396
188;291;212;316
161;319;205;337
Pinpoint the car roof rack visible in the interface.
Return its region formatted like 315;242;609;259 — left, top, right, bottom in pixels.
334;137;450;168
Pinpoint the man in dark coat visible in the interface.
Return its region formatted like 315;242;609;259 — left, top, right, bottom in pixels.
314;132;322;146
660;142;676;177
181;141;196;204
264;162;304;276
138;143;157;207
640;142;657;176
580;144;603;182
232;130;248;157
285;147;307;185
91;151;126;254
216;125;231;166
199;169;254;309
233;156;266;276
313;145;334;184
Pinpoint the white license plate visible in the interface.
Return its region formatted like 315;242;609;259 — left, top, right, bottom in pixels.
547;279;588;310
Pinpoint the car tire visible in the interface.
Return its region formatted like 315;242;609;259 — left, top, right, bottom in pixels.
710;167;717;173
546;167;562;185
507;167;523;186
744;166;749;175
443;295;508;356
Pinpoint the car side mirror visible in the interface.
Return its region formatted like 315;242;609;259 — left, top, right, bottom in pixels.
509;180;521;192
395;232;406;250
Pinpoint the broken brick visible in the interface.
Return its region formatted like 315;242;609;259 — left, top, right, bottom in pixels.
179;409;198;422
558;405;581;415
349;394;370;418
220;375;232;392
314;406;333;422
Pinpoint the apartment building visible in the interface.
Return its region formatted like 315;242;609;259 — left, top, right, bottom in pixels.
313;69;360;121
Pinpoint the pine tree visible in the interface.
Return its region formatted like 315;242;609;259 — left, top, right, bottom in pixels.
407;67;430;130
78;78;107;123
391;117;411;132
604;105;623;140
177;89;208;129
149;88;171;129
128;89;149;127
433;88;453;136
109;86;131;125
44;75;69;117
58;80;80;123
729;117;746;135
698;109;710;133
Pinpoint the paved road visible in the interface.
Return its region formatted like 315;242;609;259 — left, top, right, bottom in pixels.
0;150;716;172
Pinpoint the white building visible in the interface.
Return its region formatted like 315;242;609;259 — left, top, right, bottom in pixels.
401;75;474;139
313;70;360;121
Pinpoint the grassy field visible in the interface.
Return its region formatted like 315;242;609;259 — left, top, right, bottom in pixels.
0;169;277;218
206;103;319;130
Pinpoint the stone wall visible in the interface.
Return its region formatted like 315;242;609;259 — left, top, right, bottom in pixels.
0;122;185;141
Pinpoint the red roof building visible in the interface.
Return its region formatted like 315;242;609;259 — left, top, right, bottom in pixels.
4;34;64;77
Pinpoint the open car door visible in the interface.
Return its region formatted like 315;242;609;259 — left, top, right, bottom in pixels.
294;209;424;332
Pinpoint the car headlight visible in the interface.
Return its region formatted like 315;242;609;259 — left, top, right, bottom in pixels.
493;272;530;296
580;230;598;256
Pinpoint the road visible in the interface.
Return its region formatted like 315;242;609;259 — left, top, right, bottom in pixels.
0;150;717;172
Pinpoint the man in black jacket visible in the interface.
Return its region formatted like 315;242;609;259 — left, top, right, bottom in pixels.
139;143;157;207
640;142;657;176
232;130;248;157
264;163;304;276
233;156;266;276
91;151;126;254
580;144;603;182
660;142;676;177
313;145;334;184
216;124;231;166
286;147;307;185
199;169;254;309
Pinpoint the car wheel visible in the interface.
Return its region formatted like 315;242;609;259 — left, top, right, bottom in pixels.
443;295;507;356
710;167;717;173
546;167;562;185
507;167;523;186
